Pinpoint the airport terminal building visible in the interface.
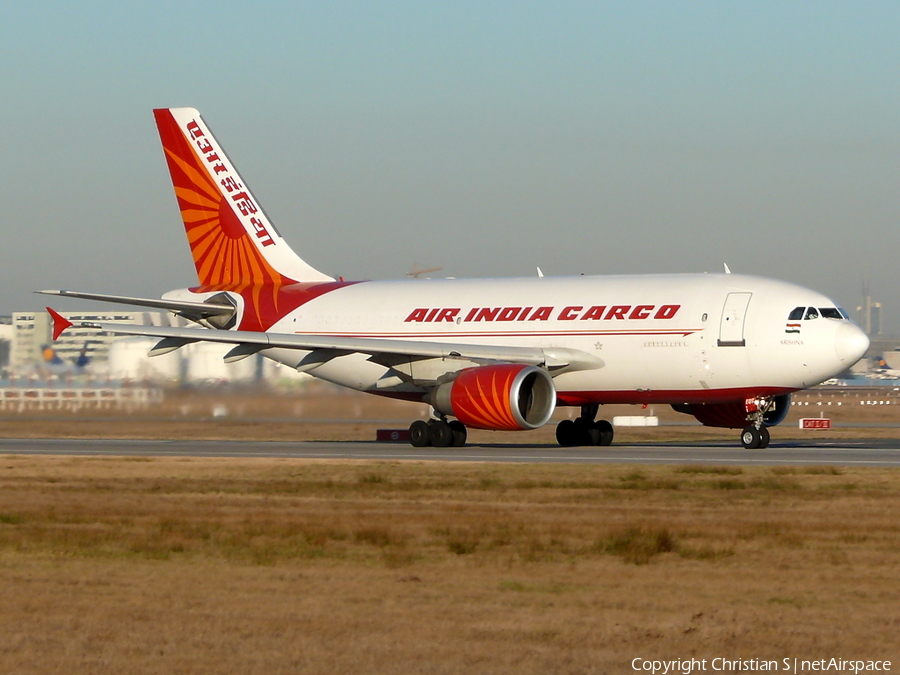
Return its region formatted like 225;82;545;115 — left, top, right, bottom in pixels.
9;310;160;373
1;309;306;386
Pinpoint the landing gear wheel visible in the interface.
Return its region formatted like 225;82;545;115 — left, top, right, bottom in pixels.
574;418;598;446
594;420;614;446
429;420;455;448
741;426;762;450
557;415;615;447
758;426;770;449
556;419;576;447
448;420;467;447
409;420;431;447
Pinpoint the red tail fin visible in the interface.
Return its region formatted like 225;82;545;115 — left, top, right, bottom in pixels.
153;108;332;288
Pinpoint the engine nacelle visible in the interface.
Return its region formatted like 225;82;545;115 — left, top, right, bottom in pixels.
672;394;792;429
428;364;556;431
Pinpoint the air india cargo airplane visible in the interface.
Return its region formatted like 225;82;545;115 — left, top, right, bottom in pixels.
41;108;870;449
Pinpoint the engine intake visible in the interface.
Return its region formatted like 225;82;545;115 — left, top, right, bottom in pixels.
429;364;556;431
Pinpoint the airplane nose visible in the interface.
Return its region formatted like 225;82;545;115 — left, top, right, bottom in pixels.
835;321;869;365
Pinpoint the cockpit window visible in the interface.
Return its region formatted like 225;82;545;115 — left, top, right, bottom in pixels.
788;306;848;321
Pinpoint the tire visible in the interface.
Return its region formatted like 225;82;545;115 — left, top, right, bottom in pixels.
741;426;761;450
556;419;576;447
448;420;467;447
573;418;596;446
430;420;455;448
409;420;431;447
575;418;600;447
595;420;614;446
758;426;770;449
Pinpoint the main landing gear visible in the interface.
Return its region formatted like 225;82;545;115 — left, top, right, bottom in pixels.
555;404;614;447
409;418;467;448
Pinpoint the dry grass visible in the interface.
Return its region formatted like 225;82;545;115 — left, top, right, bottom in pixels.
0;457;898;673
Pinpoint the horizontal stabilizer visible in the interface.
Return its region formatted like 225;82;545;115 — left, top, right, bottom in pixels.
36;290;235;317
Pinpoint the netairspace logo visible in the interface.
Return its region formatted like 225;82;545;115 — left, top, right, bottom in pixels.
631;658;892;674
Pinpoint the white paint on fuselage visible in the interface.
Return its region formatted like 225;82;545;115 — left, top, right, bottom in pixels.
260;273;867;403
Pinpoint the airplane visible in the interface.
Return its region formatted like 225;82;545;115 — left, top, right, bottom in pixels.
37;342;91;376
41;107;869;449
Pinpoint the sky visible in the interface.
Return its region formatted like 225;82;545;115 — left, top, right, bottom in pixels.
1;2;898;330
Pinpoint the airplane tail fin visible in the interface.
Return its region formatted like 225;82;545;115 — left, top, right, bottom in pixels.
75;342;91;369
153;108;333;288
41;345;64;365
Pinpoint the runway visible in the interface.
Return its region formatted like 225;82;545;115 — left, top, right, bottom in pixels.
2;437;900;466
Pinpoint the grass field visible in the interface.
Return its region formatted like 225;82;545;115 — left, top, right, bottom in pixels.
1;456;898;673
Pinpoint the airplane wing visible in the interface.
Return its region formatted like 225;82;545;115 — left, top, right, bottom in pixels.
45;308;603;374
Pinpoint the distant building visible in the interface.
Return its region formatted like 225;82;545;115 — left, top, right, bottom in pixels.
10;310;169;373
0;316;11;371
870;302;882;336
7;308;308;386
857;277;883;337
11;312;49;371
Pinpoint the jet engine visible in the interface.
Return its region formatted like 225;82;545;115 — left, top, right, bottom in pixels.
672;394;792;429
428;364;556;431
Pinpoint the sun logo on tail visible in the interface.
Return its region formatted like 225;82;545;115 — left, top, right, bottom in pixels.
164;145;284;290
155;109;298;328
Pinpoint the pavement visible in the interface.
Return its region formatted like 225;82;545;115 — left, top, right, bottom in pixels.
2;437;900;467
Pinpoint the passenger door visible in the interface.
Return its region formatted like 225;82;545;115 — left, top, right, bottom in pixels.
718;292;752;347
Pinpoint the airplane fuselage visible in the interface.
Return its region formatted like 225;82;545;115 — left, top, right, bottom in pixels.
170;272;865;406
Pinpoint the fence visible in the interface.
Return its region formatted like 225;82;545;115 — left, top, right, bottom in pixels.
0;387;164;413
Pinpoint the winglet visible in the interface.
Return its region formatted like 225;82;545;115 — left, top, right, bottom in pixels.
46;307;73;341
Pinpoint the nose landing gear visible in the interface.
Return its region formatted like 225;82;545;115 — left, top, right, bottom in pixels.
740;397;773;449
740;424;770;449
556;404;614;447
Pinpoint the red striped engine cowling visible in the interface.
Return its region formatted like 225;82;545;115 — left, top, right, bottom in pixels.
429;364;556;431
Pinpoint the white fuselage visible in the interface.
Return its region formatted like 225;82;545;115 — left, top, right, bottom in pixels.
240;272;867;405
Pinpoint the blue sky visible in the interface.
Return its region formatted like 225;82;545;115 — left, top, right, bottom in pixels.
1;2;898;329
